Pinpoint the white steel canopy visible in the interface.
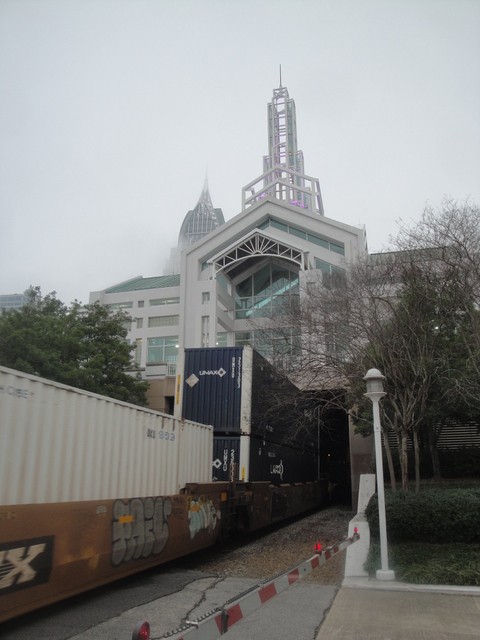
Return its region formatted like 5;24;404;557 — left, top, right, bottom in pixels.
208;229;306;276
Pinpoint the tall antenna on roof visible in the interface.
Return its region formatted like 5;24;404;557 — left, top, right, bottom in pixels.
279;63;282;87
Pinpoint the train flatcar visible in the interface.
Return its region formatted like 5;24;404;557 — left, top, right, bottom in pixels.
0;363;327;623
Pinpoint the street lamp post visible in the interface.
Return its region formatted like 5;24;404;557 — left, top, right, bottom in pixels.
364;368;395;581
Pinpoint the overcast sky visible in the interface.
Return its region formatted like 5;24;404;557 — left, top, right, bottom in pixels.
1;0;479;305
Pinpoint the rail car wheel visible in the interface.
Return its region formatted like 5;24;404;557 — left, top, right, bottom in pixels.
236;506;250;533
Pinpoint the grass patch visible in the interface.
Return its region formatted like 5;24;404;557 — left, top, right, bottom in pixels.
365;542;480;586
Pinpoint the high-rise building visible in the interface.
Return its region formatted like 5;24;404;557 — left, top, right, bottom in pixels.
163;178;224;275
0;292;27;312
90;81;369;502
90;82;366;412
178;178;225;250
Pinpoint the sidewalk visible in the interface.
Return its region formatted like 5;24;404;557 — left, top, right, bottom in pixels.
321;474;480;638
316;578;480;640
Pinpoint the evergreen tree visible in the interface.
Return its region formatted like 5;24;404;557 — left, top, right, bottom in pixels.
0;287;148;405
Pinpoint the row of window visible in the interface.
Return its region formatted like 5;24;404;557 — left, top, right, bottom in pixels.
259;217;345;255
108;297;179;312
134;326;343;370
133;315;179;329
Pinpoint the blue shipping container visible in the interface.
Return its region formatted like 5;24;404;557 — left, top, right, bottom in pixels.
183;347;245;432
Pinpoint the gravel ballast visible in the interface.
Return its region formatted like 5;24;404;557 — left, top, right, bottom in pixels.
178;506;354;586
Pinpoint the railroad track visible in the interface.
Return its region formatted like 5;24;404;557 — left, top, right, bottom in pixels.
176;505;353;585
1;506;353;640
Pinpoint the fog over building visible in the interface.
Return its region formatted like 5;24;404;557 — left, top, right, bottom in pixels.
0;292;27;312
90;82;366;414
164;178;225;275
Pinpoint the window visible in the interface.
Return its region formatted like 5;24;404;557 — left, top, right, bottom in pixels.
202;291;210;304
147;337;178;364
324;324;347;362
217;271;230;293
148;315;179;328
149;297;180;306
234;328;300;362
315;259;346;288
136;318;144;329
107;301;133;310
307;234;329;250
269;219;288;233
289;226;306;240
138;300;145;308
201;316;210;347
260;217;345;256
235;264;299;319
216;332;227;347
134;339;142;366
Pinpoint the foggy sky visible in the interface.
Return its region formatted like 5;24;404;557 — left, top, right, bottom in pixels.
1;0;479;305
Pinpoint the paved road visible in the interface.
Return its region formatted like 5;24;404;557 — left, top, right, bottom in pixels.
1;567;337;640
0;568;207;640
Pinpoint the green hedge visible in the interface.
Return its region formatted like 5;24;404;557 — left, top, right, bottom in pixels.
365;541;480;586
365;487;480;543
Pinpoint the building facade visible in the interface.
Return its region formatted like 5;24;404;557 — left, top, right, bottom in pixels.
0;292;28;312
90;83;367;413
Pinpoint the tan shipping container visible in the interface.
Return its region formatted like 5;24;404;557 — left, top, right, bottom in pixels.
0;366;213;505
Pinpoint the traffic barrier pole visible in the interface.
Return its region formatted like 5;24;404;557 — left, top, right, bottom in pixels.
132;529;359;640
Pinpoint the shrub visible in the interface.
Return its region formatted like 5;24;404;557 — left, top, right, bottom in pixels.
366;542;480;586
365;487;480;543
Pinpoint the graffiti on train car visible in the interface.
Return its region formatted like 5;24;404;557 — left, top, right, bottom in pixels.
0;536;54;595
187;497;220;539
112;497;172;566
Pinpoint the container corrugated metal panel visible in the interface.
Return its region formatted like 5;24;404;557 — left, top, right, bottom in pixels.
182;347;245;432
249;436;318;483
212;436;241;481
0;366;213;505
213;435;318;483
249;349;303;445
178;414;214;488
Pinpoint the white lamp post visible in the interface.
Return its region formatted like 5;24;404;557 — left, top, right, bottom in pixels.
364;368;395;581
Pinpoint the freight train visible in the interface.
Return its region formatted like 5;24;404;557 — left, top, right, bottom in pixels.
0;348;328;623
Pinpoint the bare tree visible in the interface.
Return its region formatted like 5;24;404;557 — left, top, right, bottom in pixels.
252;199;480;492
394;198;480;413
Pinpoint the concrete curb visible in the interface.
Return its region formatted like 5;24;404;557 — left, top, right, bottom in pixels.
342;576;480;596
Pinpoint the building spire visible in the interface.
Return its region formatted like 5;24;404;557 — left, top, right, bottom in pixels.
241;83;324;215
177;180;225;250
202;169;209;196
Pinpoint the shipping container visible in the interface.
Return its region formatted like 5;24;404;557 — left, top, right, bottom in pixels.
0;366;213;506
0;365;327;624
178;346;319;481
213;435;318;483
180;346;248;433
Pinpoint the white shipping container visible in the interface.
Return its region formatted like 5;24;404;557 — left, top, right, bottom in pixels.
0;366;213;505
